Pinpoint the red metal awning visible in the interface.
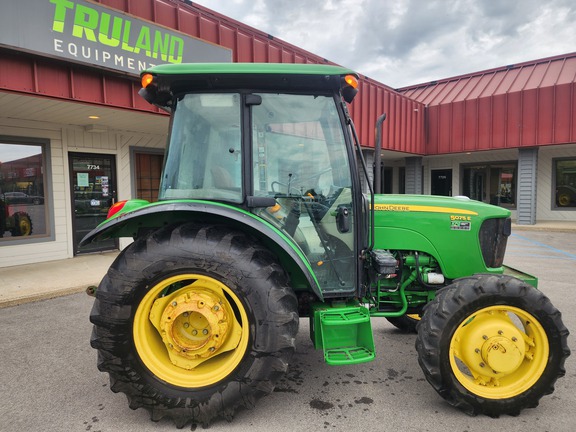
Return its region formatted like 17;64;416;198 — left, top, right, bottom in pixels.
399;53;576;154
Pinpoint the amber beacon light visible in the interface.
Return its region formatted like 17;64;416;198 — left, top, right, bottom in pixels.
344;74;358;89
141;73;155;88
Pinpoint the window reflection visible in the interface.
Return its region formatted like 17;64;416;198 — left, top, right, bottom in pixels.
462;163;516;208
554;158;576;208
0;142;48;240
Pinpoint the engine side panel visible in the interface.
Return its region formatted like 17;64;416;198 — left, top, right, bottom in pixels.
372;194;511;279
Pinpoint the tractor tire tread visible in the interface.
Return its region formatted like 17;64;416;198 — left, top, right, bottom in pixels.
416;274;569;417
90;222;298;427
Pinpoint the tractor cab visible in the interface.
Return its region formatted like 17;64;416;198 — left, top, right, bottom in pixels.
160;90;358;294
137;64;366;297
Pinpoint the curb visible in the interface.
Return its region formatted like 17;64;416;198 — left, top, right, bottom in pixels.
511;225;576;233
0;285;92;309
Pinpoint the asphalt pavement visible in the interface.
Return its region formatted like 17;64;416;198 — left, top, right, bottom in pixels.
0;228;575;432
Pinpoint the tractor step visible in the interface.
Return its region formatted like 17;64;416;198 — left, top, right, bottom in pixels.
310;303;375;365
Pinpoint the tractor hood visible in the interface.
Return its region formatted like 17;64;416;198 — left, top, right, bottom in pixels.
372;194;512;279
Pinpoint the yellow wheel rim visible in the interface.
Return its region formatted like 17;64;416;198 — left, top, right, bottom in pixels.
19;217;32;235
449;305;549;399
558;193;570;206
134;274;249;388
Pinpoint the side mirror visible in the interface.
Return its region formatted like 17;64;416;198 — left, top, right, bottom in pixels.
336;205;351;233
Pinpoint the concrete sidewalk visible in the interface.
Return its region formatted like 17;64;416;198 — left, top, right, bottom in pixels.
0;251;118;308
0;220;575;308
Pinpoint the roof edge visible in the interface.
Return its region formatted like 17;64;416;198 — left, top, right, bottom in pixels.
396;51;576;92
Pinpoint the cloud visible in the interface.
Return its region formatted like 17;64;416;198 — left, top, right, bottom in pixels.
196;0;576;88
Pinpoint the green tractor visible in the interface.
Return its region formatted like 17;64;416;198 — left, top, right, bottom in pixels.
81;63;569;427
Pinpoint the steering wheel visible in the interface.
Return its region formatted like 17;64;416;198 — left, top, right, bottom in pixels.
271;167;333;195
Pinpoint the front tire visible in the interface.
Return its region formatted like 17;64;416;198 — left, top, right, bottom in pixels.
416;274;570;417
90;223;298;427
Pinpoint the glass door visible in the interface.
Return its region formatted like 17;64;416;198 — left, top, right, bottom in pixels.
431;169;452;196
69;152;118;254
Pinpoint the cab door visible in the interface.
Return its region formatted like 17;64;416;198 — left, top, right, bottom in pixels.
250;93;357;296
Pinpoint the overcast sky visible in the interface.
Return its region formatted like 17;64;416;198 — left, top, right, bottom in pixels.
196;0;576;89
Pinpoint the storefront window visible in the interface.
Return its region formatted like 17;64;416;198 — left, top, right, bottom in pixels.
0;141;48;241
554;158;576;209
462;162;516;208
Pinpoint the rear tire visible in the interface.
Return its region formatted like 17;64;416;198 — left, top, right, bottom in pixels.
90;222;298;427
416;274;569;417
386;314;421;333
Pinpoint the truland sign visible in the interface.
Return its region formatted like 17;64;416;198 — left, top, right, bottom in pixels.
0;0;231;75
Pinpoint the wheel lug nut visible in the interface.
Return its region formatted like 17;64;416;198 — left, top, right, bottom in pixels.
172;301;177;307
512;337;518;342
498;330;503;335
183;312;189;317
482;335;488;340
475;348;480;354
479;362;485;368
192;330;198;336
203;329;209;335
213;305;220;311
183;323;190;328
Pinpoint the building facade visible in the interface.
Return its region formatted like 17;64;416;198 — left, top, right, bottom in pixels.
399;55;576;225
0;0;574;268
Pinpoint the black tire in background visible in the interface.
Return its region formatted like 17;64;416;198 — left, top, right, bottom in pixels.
416;274;570;417
386;314;421;333
90;222;298;427
0;201;6;237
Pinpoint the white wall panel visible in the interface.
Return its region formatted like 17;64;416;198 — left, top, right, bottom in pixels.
0;117;165;267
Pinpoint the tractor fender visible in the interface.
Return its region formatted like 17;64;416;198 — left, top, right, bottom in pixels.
80;200;324;300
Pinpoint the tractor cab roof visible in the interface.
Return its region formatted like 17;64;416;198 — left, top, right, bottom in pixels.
144;62;357;76
139;63;359;108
